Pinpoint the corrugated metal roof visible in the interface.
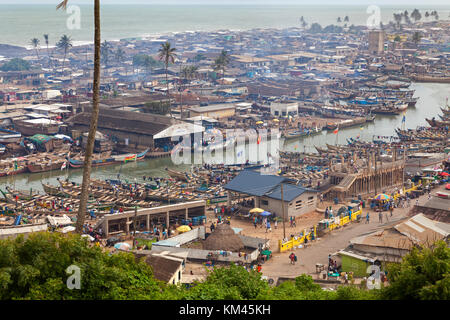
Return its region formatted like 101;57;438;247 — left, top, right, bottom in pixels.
394;213;449;245
265;183;314;202
224;170;287;197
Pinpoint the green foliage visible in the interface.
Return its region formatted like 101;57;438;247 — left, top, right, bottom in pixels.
0;58;31;72
0;232;167;300
133;54;163;70
322;25;344;34
181;264;270;300
382;241;450;300
0;234;448;300
308;23;323;33
143;100;171;115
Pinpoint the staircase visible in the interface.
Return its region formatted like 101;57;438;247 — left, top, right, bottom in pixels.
333;174;357;191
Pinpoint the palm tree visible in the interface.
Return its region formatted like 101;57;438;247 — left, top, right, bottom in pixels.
30;38;40;60
101;41;111;67
412;32;422;46
43;34;51;67
213;50;230;80
158;41;177;117
56;34;72;74
58;0;101;234
115;47;125;66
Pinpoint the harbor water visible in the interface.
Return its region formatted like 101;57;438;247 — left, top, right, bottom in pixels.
0;82;449;193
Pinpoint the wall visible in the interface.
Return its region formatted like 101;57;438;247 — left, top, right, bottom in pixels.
150;233;269;263
340;254;371;278
153;226;206;247
260;192;317;219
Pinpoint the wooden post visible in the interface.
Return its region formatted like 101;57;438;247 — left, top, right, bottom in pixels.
166;211;170;229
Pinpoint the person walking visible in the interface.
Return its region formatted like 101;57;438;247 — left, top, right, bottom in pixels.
378;211;383;224
274;219;278;229
365;212;370;224
389;205;394;217
266;221;271;233
289;252;295;265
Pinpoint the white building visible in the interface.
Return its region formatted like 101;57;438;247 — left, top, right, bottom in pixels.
270;102;298;117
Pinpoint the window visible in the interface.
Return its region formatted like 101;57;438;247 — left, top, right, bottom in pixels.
308;196;314;200
261;200;269;206
274;110;279;116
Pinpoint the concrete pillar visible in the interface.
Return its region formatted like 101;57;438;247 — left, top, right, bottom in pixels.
185;207;188;220
105;220;109;237
166;211;170;229
126;217;130;234
146;214;150;231
227;190;232;207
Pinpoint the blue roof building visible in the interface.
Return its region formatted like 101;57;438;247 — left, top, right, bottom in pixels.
224;170;318;220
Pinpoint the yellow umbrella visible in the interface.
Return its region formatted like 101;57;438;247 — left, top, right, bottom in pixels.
177;225;191;233
272;119;279;122
255;121;264;125
249;208;264;213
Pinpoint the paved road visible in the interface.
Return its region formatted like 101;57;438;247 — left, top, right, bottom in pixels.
261;186;442;279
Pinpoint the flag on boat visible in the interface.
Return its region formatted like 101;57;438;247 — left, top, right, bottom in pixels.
60;161;67;171
124;154;137;163
333;127;339;134
257;135;261;144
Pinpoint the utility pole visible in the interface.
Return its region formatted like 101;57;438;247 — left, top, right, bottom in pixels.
281;183;286;240
374;151;378;195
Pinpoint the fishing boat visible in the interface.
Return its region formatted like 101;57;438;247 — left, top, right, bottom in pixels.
4;186;39;201
111;148;149;164
283;127;322;139
42;183;70;198
314;146;328;154
440;107;450;117
365;114;376;122
0;128;22;143
0;144;5;154
426;118;450;128
27;158;67;173
371;107;401;115
0;158;27;177
165;168;189;182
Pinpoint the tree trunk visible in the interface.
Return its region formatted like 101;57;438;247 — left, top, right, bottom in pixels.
62;50;66;75
75;0;101;234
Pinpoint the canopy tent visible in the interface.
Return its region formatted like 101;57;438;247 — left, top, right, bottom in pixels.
260;211;272;217
249;208;264;214
153;123;205;140
114;242;131;251
26;134;53;144
176;225;191;233
374;194;390;201
53;134;73;142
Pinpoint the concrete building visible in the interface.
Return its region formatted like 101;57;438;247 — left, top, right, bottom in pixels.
134;253;185;285
224;170;318;220
269;102;299;118
338;214;450;277
188;104;237;119
368;30;385;55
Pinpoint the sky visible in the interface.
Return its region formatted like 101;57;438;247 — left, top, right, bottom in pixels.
1;0;449;5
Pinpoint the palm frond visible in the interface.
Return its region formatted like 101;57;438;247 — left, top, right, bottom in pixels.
56;0;69;11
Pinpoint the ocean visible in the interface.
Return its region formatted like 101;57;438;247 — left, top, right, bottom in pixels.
1;4;449;48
